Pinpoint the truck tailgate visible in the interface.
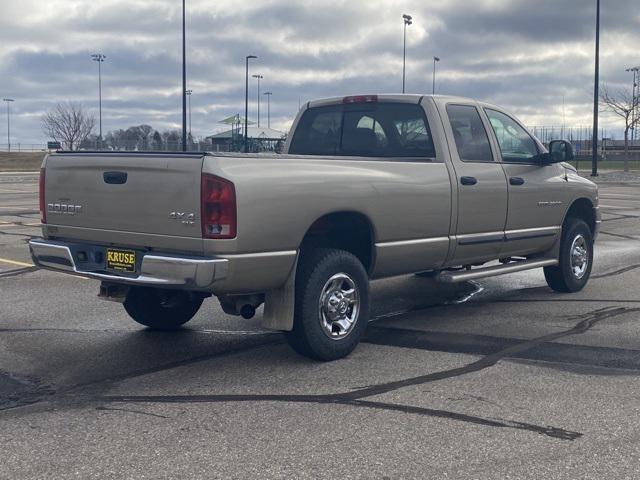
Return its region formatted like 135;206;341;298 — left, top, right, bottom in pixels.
43;153;204;252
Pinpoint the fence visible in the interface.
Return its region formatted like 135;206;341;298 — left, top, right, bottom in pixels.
0;144;48;152
0;139;283;153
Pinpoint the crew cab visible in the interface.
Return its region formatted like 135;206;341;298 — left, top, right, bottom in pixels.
30;94;600;360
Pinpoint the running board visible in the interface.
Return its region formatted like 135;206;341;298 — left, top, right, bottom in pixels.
436;259;558;283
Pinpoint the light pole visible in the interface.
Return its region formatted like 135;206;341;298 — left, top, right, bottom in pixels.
252;74;263;127
402;14;412;93
3;98;14;152
91;53;105;149
181;0;187;152
432;56;440;94
263;91;272;129
185;89;192;141
244;55;257;152
627;66;639;142
591;0;600;177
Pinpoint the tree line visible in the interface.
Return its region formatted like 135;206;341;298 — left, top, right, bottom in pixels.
42;102;203;151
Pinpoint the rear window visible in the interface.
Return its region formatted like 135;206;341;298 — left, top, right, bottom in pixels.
288;102;435;158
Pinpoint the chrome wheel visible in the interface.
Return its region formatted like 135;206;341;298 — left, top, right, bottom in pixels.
570;234;589;279
318;273;360;340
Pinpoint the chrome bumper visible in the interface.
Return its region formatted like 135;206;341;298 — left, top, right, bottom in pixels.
28;239;228;290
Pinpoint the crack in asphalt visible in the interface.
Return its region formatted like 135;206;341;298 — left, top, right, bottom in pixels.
592;263;640;279
93;307;637;441
601;213;640;222
599;231;639;241
95;405;170;419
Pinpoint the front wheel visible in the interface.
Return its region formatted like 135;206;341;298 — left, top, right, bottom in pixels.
286;248;370;361
123;287;204;330
544;218;593;293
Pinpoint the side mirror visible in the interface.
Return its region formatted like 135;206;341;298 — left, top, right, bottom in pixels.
548;140;575;164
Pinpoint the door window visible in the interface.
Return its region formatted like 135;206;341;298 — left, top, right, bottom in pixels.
446;104;493;162
484;109;539;163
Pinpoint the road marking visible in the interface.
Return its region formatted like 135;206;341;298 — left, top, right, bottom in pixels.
0;257;33;267
600;193;640;198
600;205;637;209
0;222;40;228
0;256;92;280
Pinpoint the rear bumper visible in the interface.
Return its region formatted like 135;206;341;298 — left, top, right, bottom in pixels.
28;239;228;290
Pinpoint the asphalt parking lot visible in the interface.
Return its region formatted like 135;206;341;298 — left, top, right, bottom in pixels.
1;171;639;479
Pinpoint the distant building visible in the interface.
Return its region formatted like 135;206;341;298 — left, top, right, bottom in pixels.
206;125;286;152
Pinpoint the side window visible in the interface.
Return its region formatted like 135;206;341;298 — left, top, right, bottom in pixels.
288;107;342;155
484;109;539;163
289;103;436;159
445;104;493;162
341;104;435;157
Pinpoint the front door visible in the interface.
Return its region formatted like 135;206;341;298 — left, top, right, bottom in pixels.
440;102;509;265
483;108;566;257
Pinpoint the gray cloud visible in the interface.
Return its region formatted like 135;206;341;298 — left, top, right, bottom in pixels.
0;0;639;144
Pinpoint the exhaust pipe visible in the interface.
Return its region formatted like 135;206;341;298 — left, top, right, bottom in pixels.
219;294;264;319
238;303;256;319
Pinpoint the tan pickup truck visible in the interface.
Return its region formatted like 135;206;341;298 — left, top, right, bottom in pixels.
30;94;600;360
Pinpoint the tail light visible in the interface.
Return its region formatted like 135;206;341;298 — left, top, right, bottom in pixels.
201;173;236;239
39;167;46;224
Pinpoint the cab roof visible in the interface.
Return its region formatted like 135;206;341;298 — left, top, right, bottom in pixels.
307;93;476;108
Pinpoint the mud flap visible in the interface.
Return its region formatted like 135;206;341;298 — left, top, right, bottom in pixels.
261;257;297;331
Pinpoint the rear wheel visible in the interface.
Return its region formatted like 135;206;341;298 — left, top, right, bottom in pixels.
286;248;370;361
544;218;593;293
123;287;204;330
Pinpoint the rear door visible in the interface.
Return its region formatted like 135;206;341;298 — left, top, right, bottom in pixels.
440;102;509;265
44;152;204;252
482;108;566;257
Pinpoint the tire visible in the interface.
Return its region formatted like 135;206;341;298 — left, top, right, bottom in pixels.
123;287;204;330
285;248;370;361
544;218;593;293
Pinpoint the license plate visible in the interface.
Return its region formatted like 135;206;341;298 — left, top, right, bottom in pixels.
106;248;136;273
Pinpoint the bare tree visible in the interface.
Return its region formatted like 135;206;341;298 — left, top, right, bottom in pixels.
600;85;640;172
41;102;95;150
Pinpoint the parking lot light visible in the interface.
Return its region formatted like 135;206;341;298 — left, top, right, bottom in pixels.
2;98;14;152
591;0;600;177
263;91;272;129
402;14;413;94
90;54;106;149
244;55;257;152
252;74;263;127
432;56;440;94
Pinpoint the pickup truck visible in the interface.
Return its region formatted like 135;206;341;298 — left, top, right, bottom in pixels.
30;94;600;361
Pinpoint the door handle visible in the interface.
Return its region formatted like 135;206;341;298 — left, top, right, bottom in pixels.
509;177;525;186
103;171;128;185
460;176;477;186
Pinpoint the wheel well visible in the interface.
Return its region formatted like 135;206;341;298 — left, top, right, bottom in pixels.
300;212;375;274
565;198;595;234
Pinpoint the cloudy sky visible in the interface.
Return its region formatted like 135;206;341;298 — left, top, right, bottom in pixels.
1;0;639;145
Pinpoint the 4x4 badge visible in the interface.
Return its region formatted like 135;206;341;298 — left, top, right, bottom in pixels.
169;211;195;225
